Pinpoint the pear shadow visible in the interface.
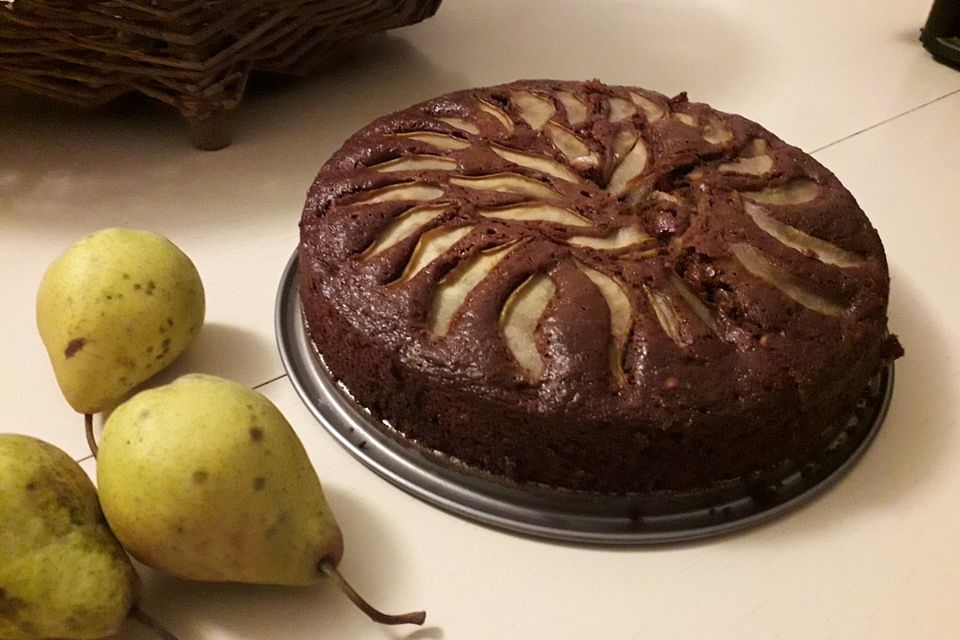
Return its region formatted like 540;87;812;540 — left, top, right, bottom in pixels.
114;569;340;640
147;322;281;389
389;625;445;640
314;484;434;630
771;267;952;534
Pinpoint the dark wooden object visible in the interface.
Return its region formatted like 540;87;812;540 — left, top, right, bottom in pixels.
921;0;960;70
0;0;443;149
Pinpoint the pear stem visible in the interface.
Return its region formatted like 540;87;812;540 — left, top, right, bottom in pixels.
130;606;180;640
84;413;98;458
319;561;426;626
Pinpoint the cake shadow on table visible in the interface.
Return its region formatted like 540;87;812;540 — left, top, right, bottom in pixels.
772;267;948;537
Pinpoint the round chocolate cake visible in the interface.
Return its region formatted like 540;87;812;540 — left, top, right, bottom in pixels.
298;79;901;494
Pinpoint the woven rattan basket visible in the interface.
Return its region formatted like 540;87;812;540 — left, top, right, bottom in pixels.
0;0;443;149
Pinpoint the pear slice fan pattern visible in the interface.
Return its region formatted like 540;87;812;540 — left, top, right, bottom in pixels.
298;80;893;494
304;82;873;386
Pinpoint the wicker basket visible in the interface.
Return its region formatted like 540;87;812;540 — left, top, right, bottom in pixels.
0;0;443;149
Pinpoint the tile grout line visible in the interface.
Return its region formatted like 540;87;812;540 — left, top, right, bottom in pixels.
810;88;960;155
253;372;289;390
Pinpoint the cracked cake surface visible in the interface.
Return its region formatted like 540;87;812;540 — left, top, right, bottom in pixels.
298;79;901;494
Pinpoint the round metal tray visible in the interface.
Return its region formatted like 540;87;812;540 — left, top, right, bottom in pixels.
276;253;894;544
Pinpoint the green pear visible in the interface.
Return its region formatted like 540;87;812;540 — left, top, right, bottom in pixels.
36;228;205;415
96;373;342;585
0;434;138;639
96;374;424;626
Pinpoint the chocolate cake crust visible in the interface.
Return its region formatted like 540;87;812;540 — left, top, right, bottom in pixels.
298;80;899;494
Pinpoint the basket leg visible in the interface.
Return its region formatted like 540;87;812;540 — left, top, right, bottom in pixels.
186;108;235;151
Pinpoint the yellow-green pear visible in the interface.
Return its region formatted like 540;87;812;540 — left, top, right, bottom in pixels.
96;374;424;626
36;228;205;415
0;434;138;639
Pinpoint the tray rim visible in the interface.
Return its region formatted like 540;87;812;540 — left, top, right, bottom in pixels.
276;251;894;545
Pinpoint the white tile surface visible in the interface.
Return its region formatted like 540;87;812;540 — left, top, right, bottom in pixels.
408;0;960;151
3;1;960;637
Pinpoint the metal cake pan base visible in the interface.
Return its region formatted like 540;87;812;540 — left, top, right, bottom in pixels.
276;252;894;545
